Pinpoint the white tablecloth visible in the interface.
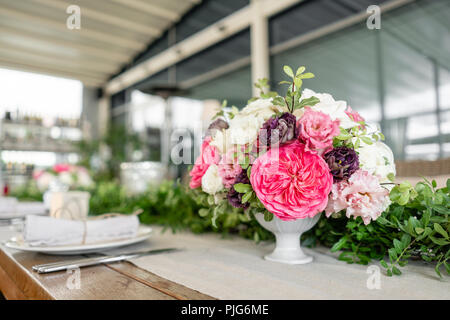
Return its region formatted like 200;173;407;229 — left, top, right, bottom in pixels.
110;226;449;300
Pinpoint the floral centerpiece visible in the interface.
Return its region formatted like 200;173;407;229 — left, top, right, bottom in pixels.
33;164;94;192
189;65;396;264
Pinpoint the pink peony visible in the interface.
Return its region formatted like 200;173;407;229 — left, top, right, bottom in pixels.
217;149;242;188
325;169;390;225
345;106;365;128
189;137;220;189
298;108;340;154
250;141;333;220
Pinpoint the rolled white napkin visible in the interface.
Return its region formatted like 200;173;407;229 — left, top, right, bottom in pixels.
0;197;18;214
23;215;140;246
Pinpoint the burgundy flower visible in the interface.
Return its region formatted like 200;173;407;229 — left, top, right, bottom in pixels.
259;112;297;148
206;119;229;137
227;170;250;209
323;146;359;182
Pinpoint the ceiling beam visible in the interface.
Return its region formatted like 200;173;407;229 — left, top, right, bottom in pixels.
0;24;133;64
0;48;111;80
110;0;181;21
0;5;145;51
105;0;303;94
0;44;119;74
0;59;105;87
31;0;162;37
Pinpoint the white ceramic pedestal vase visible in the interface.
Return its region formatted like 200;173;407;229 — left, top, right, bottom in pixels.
255;213;321;264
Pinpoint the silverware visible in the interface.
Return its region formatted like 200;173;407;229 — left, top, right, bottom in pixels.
32;248;180;274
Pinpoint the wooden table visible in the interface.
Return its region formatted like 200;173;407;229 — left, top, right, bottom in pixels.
0;230;213;300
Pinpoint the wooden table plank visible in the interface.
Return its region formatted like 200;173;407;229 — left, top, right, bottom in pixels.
0;247;177;300
106;262;214;300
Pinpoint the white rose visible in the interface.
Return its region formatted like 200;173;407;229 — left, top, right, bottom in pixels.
228;114;264;145
201;165;223;195
58;171;74;187
227;98;283;145
240;98;284;118
36;172;56;191
302;88;357;129
210;129;232;154
357;141;396;183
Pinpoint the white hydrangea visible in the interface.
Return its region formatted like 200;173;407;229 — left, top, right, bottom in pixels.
201;165;223;195
302;88;358;129
357;141;396;183
227;98;283;145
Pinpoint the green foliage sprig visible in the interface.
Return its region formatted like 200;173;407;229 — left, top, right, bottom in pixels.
303;178;449;278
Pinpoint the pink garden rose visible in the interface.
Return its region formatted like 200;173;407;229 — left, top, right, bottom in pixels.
218;148;242;188
250;141;333;220
298;108;340;154
325;169;390;225
189;137;220;189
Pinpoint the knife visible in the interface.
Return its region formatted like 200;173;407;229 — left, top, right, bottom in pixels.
32;248;180;274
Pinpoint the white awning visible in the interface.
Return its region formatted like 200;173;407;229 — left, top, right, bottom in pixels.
0;0;200;87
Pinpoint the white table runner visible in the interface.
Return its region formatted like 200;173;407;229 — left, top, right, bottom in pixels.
119;226;449;300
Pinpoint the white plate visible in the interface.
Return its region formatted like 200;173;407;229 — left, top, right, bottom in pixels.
4;225;152;255
0;202;47;220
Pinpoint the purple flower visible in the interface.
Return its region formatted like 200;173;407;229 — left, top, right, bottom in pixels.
259;112;297;148
227;170;250;209
323;146;359;182
206;119;229;137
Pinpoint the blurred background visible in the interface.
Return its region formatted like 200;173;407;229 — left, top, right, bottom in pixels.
0;0;448;194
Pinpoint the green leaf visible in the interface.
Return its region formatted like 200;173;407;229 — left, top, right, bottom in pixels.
429;236;450;246
263;211;273;222
401;234;411;248
297;96;320;109
330;236;348;252
392;266;402;276
434;223;449;239
380;260;389;268
295;66;305;76
435;264;442;278
360;136;373;145
198;208;210;217
393;239;403;254
294;77;303;89
387;173;395;182
299;72;314;79
388;248;398;261
415;227;424;234
283;65;294;78
233;183;252;193
241;191;253;204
